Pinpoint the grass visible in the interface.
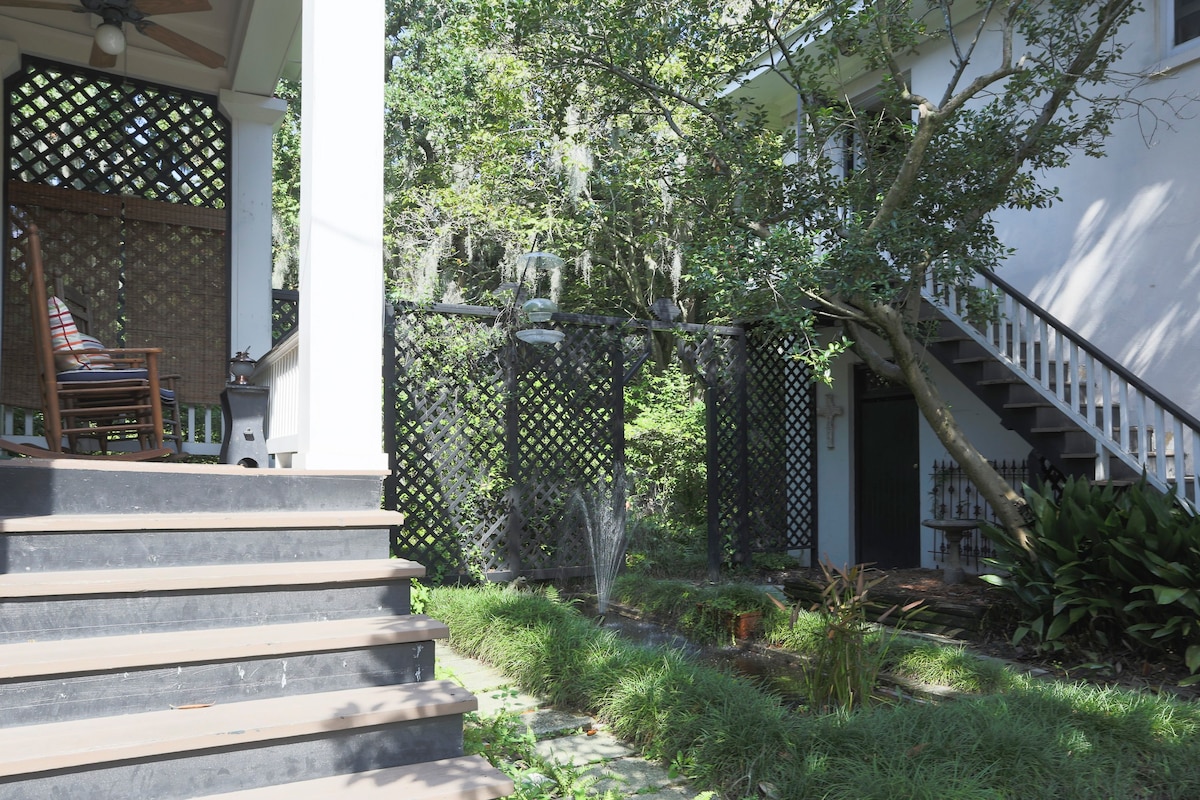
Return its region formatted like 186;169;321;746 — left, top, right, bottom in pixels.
428;583;1200;800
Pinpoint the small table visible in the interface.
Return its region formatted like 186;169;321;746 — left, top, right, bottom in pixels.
219;385;269;467
922;519;979;585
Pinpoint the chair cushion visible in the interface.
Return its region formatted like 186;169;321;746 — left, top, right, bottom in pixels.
56;368;148;383
48;297;111;371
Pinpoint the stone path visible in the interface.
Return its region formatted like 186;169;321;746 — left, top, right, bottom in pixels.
437;644;705;799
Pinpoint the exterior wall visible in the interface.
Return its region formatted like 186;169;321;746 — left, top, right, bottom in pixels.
813;342;1028;570
906;1;1200;419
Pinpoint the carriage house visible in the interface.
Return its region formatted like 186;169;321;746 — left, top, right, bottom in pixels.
731;0;1200;572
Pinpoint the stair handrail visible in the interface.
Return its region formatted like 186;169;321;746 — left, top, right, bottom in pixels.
923;269;1199;508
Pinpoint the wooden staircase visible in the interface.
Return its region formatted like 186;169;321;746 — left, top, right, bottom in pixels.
0;459;513;800
919;272;1199;503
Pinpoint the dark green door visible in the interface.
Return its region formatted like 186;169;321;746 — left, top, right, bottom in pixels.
855;366;920;568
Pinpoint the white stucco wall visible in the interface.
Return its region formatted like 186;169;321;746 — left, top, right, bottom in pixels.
906;1;1200;420
811;344;1028;570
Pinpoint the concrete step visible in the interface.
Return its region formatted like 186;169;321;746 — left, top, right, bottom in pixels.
0;560;419;643
0;558;424;598
196;755;513;800
0;681;477;799
0;510;403;570
0;459;390;516
0;614;447;725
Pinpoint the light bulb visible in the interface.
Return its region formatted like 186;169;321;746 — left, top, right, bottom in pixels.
95;23;126;56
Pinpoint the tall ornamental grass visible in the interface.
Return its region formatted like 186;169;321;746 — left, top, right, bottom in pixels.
429;585;1200;800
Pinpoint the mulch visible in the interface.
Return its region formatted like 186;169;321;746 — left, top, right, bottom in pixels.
760;566;1199;699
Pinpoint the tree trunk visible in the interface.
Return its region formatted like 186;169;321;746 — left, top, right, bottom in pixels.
868;302;1035;558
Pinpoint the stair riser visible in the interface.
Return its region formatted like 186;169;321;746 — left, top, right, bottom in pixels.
0;716;466;800
2;528;390;571
976;360;1075;386
1;643;436;727
1001;383;1082;406
0;465;385;516
1;584;410;643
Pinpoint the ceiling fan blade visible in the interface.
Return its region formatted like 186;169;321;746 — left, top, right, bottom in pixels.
89;39;117;68
0;0;80;9
132;0;212;15
136;19;225;69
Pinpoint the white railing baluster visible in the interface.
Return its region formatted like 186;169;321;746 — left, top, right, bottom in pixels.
1172;416;1185;488
1101;364;1113;456
1113;381;1123;455
1136;390;1149;471
1155;405;1168;485
1038;317;1049;383
921;270;1200;512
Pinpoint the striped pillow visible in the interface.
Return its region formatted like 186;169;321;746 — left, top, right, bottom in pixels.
48;296;110;371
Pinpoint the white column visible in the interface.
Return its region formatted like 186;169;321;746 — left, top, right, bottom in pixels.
294;0;387;470
219;90;286;364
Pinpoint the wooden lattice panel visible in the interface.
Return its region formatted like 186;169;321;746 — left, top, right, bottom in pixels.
271;290;299;343
386;305;816;583
7;58;228;207
386;310;511;579
746;329;817;553
4;59;230;408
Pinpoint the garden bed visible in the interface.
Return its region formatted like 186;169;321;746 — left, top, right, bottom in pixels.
780;567;1017;640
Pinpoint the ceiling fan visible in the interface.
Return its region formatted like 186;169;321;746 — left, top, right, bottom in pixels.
0;0;225;69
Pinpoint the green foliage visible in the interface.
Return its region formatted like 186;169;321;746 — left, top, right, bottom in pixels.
612;574;778;645
982;477;1200;683
622;515;708;578
270;79;301;290
430;584;1200;799
463;710;621;799
792;560;922;712
409;577;432;615
624;365;706;525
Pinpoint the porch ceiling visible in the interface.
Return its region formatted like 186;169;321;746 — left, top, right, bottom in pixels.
0;0;300;96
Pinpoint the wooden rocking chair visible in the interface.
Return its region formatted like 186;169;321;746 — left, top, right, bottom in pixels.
0;225;173;460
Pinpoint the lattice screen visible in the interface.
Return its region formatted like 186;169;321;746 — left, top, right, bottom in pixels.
746;328;817;552
8;58;227;206
3;58;230;407
386;305;817;583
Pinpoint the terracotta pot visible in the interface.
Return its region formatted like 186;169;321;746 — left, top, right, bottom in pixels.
730;611;763;640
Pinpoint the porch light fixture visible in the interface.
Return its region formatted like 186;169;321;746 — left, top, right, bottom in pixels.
228;348;257;385
94;23;126;56
515;297;565;345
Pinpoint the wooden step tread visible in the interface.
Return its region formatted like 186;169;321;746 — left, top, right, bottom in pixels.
0;558;423;599
0;509;404;534
0;680;476;778
0;614;447;681
1029;426;1084;434
197;755;514;800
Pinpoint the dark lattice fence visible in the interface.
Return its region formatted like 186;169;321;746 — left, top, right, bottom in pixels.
691;327;818;572
386;304;817;583
272;290;299;343
747;329;817;552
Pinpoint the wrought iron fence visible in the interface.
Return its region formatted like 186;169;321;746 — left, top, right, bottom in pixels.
927;458;1029;568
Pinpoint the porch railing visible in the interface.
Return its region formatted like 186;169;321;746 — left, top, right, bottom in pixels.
924;270;1200;507
252;330;299;467
1;403;223;456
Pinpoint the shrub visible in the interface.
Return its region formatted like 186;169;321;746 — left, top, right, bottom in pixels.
624;365;707;526
982;477;1200;683
793;560;921;711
